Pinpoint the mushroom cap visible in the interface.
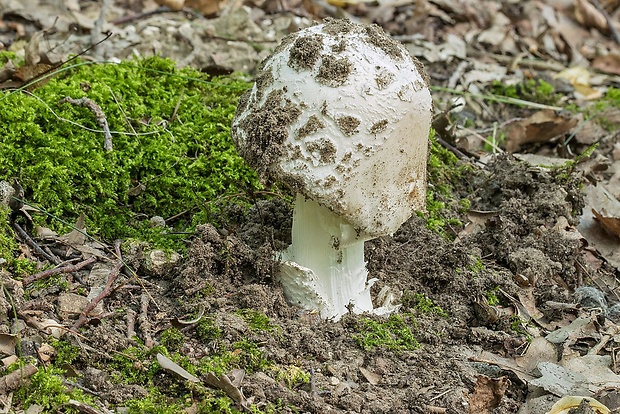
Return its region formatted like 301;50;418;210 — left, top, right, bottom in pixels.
231;19;432;238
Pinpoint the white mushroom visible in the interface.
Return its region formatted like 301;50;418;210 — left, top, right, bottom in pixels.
231;19;432;320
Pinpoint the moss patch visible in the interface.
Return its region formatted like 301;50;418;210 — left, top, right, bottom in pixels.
0;57;260;246
353;314;420;352
420;129;472;239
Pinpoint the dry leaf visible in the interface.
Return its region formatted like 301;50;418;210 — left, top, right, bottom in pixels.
154;0;185;10
359;366;381;385
61;213;88;246
548;396;610;414
157;353;200;383
574;0;608;32
592;54;620;76
592;209;620;238
554;67;603;100
0;334;17;355
469;376;510;414
186;0;227;15
504;110;578;152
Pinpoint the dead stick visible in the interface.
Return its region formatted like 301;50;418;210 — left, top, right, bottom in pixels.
59;97;113;151
12;222;59;264
23;256;97;286
0;364;38;394
71;241;122;331
139;292;154;348
127;308;137;340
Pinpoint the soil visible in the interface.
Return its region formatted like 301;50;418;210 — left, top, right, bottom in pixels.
11;155;616;413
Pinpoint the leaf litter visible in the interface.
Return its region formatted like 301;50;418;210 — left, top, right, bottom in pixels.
0;0;620;413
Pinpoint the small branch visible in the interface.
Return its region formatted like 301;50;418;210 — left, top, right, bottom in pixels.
0;364;38;394
126;308;137;340
12;222;60;264
23;256;97;286
71;241;123;331
59;97;113;151
138;292;154;348
310;368;317;399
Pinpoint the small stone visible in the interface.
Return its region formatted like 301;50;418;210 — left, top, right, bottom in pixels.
57;293;103;320
144;249;182;277
149;216;166;228
329;376;340;386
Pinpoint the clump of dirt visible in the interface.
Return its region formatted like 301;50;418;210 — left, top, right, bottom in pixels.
464;156;586;299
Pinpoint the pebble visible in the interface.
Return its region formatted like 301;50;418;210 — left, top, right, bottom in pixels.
329;376;340;386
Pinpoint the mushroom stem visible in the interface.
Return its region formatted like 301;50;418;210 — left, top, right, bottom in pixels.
278;194;374;320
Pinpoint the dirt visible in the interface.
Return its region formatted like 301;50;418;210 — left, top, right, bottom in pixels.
21;155;614;413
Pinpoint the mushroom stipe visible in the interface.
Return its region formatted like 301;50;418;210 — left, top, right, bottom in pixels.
232;18;432;320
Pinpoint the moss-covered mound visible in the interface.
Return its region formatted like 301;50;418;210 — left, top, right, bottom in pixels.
0;57;260;243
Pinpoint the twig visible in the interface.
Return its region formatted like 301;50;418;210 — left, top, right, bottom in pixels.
138;292;154;348
310;368;317;398
23;256;97;286
0;364;38;394
65;399;105;414
59;97;113;151
126;308;137;340
437;137;470;160
11;222;60;264
71;241;123;331
112;6;176;25
23;90;161;139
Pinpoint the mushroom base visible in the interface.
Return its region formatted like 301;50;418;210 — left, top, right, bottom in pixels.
277;194;375;320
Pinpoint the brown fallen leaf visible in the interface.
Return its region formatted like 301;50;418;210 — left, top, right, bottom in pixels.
504;110;578;152
592;209;620;238
359;366;381;385
469;375;510;414
186;0;228;15
154;0;185;10
592;54;620;76
574;0;608;32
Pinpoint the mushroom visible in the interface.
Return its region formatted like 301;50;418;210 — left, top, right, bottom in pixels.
231;19;432;320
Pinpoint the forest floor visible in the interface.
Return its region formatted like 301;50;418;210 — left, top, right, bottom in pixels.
0;0;620;413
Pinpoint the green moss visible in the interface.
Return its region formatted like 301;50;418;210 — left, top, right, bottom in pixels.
421;130;471;239
0;57;261;248
231;339;272;373
273;365;310;389
485;287;500;306
469;255;485;274
0;207;17;261
25;273;69;296
353;314;420;352
14;366;93;412
403;292;448;318
196;317;222;342
236;309;281;333
50;339;80;366
509;315;532;341
124;388;186;414
0;51;17;65
160;327;185;351
194;339;271;377
0;208;40;279
490;79;561;106
110;345;168;385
